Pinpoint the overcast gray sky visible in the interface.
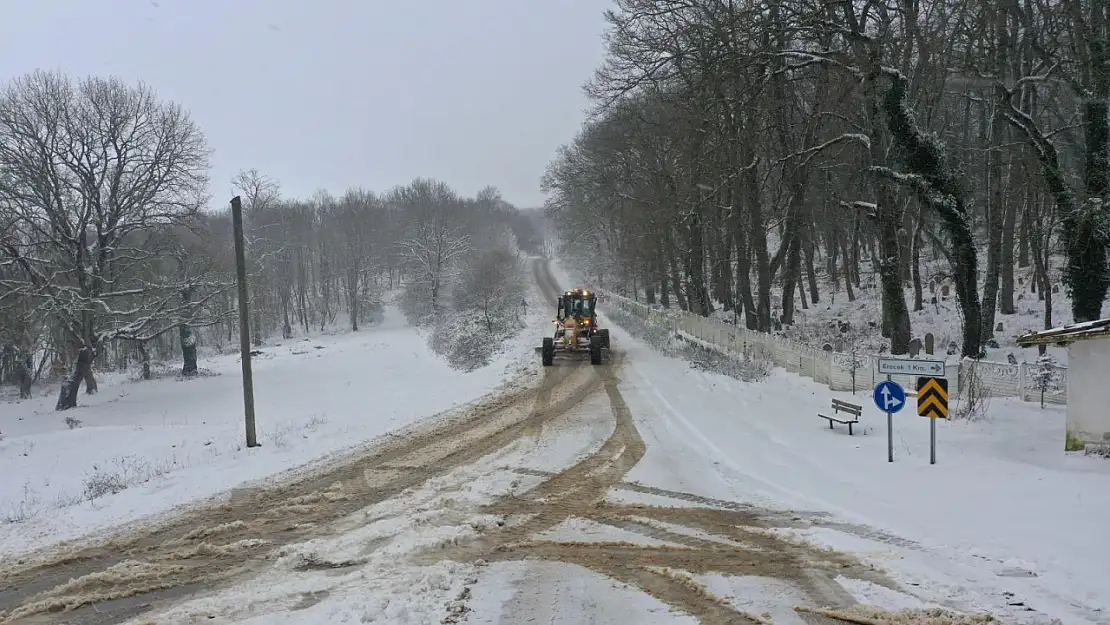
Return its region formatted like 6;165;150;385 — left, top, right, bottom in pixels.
0;0;608;208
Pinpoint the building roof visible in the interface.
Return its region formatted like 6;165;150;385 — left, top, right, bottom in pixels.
1016;318;1110;347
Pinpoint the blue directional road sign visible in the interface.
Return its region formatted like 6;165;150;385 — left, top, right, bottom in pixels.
873;380;906;414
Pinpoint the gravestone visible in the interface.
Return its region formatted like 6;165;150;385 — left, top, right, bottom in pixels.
833;337;845;352
996;321;1003;332
1052;284;1060;294
822;343;834;352
941;284;950;297
929;280;936;294
907;338;922;357
924;332;935;355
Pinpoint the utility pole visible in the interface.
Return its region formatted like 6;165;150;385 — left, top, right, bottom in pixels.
230;195;258;447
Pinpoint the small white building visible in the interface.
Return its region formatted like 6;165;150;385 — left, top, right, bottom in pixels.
1017;318;1110;451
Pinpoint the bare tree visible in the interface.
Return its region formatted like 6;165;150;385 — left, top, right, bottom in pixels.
328;188;384;331
542;0;1109;362
456;233;525;334
394;179;472;321
0;71;211;410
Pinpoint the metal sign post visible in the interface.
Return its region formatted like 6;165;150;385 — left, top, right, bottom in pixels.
916;377;949;465
873;378;906;463
887;375;893;462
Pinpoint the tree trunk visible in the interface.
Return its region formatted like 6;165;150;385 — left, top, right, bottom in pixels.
864;74;912;354
999;80;1109;324
745;158;773;331
780;224;802;326
804;228;820;304
1017;198;1031;268
347;268;360;331
884;74;979;357
981;6;1010;341
18;355;32;399
178;285;198;376
251;284;264;347
683;212;711;316
179;326;198;377
911;207;925;312
999;150;1019;315
665;231;688;310
980;116;1007;343
136;341;152;381
1030;213;1052;356
1074;95;1110;322
56;346;93;410
840;229;856;302
83;351;98;394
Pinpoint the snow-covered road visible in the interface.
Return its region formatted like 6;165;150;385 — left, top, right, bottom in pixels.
1;259;1106;625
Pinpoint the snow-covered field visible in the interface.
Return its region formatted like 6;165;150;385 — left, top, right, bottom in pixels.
0;289;544;559
2;258;1107;625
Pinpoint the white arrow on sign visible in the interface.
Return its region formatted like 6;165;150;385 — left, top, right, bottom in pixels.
877;357;946;376
881;386;902;410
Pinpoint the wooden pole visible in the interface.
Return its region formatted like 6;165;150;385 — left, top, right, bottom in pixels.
230;196;258;447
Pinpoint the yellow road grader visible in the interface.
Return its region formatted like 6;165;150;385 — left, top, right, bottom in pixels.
540;288;610;366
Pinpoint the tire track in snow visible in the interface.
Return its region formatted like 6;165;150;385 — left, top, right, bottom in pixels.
0;302;604;624
398;260;907;624
0;259;952;625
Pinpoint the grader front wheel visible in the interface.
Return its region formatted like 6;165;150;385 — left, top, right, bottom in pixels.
589;335;603;365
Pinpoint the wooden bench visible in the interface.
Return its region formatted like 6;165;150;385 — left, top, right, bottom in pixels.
818;399;862;435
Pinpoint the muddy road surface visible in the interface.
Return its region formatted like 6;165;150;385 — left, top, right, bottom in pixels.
0;260;908;624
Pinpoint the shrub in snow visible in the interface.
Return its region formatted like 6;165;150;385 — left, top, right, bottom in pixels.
429;245;526;372
265;421;297;448
82;455;172;501
83;469;128;501
1;482;41;524
1082;442;1110;457
953;361;992;421
1031;354;1060;408
400;283;438;327
64;416;82;429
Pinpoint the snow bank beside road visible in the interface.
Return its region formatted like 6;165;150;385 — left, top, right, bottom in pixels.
0;285;546;559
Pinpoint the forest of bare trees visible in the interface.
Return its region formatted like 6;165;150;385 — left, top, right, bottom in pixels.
543;0;1110;360
0;70;540;410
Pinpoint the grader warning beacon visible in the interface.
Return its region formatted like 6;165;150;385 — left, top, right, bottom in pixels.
540;288;610;366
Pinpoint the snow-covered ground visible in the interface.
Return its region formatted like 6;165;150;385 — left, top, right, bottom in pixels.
4;258;1107;625
549;260;1110;625
104;258;1110;625
0;287;544;559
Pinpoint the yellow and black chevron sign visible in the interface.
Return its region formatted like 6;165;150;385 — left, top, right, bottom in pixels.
917;376;949;419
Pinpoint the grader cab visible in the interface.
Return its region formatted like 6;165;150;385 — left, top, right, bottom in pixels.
540;288;610;366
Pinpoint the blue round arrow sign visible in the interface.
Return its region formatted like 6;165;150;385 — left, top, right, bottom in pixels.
873;380;906;414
